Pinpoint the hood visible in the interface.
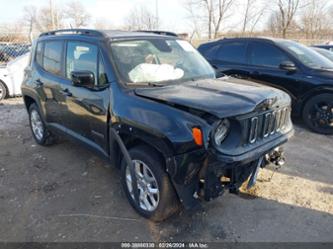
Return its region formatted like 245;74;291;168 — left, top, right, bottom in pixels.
134;77;290;118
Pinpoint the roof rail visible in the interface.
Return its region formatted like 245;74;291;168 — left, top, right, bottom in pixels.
39;29;105;38
136;30;178;37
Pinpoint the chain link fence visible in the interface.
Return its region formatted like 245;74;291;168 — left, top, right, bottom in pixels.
0;32;32;65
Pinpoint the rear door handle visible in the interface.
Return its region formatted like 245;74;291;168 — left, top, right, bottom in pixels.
61;88;72;97
231;74;247;79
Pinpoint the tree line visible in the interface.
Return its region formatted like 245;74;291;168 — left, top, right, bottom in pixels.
0;0;332;43
186;0;333;41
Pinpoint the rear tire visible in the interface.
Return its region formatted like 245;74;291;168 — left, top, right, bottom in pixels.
121;145;180;221
302;93;333;135
0;81;7;101
29;103;56;145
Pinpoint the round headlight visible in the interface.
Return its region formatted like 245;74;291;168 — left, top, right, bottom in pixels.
214;119;230;145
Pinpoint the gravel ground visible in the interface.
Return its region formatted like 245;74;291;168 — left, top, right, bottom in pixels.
0;97;332;242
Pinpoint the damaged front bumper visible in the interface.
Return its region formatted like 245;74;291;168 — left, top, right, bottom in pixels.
167;130;293;209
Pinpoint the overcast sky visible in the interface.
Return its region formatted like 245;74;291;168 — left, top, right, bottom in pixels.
0;0;192;32
2;0;333;33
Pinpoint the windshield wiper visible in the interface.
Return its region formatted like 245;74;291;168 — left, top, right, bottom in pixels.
147;82;166;87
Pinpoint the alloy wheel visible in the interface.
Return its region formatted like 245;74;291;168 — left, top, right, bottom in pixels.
30;109;44;141
125;160;160;212
309;101;333;129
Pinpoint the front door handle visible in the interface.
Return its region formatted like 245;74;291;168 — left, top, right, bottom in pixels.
231;74;245;79
251;71;260;76
35;79;44;87
61;88;72;97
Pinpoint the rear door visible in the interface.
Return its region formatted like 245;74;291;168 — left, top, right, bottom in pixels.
34;40;67;124
210;40;250;79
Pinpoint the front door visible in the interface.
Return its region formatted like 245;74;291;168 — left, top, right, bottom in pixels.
61;40;110;152
247;41;303;101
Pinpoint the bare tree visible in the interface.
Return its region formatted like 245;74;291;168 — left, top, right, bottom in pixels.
94;18;114;30
185;0;235;39
22;5;39;42
241;0;267;34
37;0;64;31
183;0;203;41
64;1;91;28
275;0;301;38
125;6;159;31
299;0;330;39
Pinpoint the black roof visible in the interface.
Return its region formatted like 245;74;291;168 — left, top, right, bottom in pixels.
39;29;178;40
198;36;286;47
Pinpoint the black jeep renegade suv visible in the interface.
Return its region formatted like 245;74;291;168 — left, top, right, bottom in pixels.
22;29;293;221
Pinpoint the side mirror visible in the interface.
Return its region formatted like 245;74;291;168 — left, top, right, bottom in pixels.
279;61;297;72
71;71;95;88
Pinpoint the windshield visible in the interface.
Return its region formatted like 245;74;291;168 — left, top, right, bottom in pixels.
312;47;333;62
277;40;333;70
110;38;215;85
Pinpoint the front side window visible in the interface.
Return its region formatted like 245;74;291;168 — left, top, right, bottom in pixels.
278;40;333;70
43;41;63;75
249;42;289;68
66;41;98;85
110;38;215;85
217;42;247;64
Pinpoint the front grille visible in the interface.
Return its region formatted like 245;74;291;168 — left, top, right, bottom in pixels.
245;107;290;145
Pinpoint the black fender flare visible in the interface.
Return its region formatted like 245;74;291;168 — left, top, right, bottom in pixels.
108;123;176;171
109;127;141;205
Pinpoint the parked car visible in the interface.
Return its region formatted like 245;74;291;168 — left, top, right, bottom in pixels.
311;47;333;62
312;44;333;51
0;52;29;101
198;37;333;134
22;29;293;221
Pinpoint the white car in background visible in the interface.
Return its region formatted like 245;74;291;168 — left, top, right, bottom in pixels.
0;52;29;101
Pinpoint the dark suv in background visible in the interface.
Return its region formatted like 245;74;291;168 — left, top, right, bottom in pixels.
198;37;333;134
22;30;293;221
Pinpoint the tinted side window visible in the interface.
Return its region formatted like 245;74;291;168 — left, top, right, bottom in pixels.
66;41;98;85
216;42;247;64
201;45;219;61
249;42;289;68
35;42;44;66
44;41;63;75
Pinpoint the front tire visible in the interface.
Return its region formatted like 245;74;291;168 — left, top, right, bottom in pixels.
302;93;333;134
121;145;180;221
29;103;55;145
0;81;7;101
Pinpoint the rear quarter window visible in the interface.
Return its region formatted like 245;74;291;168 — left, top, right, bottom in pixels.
35;42;44;67
43;41;63;76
